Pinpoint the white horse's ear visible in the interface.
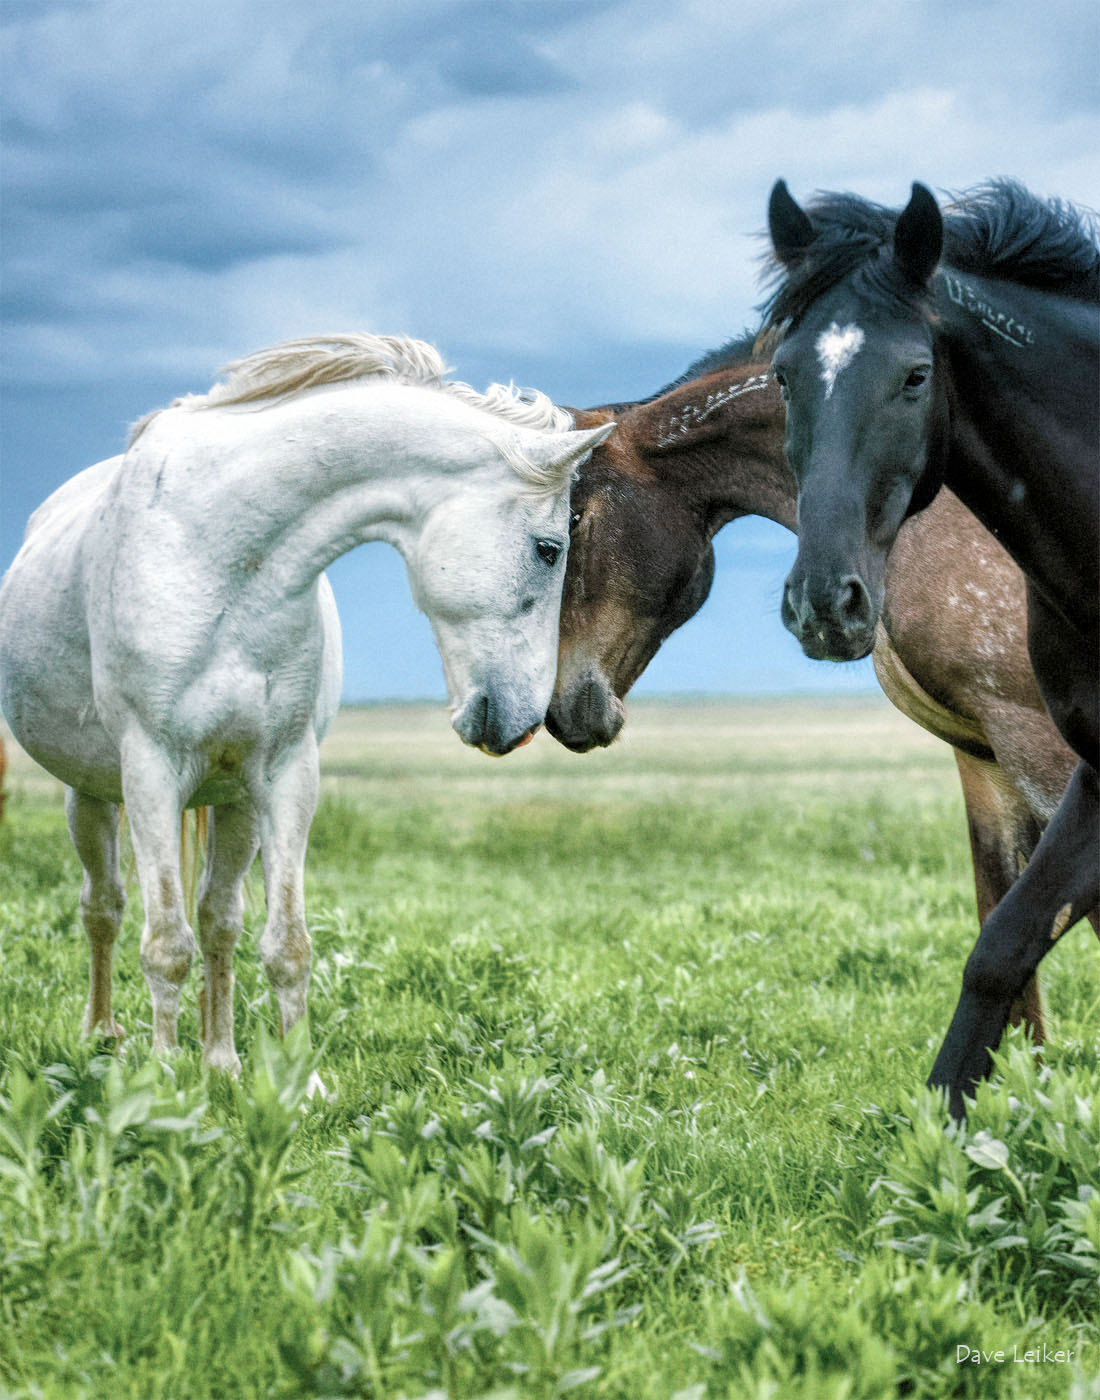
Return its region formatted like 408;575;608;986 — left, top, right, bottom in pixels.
571;421;616;456
524;422;616;476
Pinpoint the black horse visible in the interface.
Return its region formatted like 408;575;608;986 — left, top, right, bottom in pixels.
764;179;1099;1117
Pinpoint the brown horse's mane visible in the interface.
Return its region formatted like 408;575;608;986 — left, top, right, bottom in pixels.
587;329;767;421
650;329;763;397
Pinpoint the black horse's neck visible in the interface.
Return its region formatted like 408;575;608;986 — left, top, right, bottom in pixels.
933;267;1099;635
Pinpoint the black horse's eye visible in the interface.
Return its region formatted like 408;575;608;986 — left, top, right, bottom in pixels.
772;368;790;400
535;538;562;567
568;510;583;535
904;366;931;390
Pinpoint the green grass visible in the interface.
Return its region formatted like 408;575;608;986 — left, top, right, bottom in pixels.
1;699;1098;1399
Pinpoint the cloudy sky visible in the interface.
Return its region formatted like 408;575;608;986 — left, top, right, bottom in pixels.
3;0;1098;700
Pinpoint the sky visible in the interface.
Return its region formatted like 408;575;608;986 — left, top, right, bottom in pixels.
3;0;1098;701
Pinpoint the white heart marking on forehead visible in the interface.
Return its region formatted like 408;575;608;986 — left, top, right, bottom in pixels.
815;322;865;399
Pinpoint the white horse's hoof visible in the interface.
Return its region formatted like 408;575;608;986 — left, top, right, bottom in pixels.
203;1049;243;1078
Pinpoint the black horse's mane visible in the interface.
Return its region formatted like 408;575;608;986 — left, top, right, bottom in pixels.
761;180;1100;331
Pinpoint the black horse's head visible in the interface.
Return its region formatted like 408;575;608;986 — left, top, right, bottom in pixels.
766;179;948;661
546;408;716;751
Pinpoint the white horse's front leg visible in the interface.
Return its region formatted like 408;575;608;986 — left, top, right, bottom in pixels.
197;801;259;1075
120;733;194;1054
65;789;127;1041
256;734;320;1041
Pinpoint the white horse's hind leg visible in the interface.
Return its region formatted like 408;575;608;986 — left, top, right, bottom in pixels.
255;734;320;1039
120;735;195;1053
65;789;126;1040
197;802;259;1075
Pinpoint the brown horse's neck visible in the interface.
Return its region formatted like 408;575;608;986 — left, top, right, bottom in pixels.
626;362;798;534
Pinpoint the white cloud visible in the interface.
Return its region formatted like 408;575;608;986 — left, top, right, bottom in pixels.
5;0;1098;393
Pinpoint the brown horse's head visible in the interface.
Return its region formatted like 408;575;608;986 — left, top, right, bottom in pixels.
547;350;790;751
546;407;718;751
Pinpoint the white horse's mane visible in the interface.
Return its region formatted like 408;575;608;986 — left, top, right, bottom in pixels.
129;333;575;490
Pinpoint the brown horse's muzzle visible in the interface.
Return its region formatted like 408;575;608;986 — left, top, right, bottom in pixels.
545;668;626;751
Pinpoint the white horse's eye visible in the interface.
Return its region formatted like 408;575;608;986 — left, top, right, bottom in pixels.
535;538;562;567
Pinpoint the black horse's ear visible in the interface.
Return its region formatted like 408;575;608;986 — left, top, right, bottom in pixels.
768;179;814;266
894;183;942;284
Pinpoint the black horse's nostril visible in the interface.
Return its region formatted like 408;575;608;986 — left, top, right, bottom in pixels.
837;575;872;630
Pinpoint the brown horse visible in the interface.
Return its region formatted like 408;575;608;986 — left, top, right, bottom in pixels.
549;335;1092;1039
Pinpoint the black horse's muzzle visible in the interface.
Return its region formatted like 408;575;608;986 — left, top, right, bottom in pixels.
781;569;878;662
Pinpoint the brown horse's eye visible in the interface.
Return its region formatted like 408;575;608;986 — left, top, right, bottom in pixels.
535;538;562;567
568;510;583;535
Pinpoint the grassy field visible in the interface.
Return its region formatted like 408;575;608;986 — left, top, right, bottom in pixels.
1;698;1098;1399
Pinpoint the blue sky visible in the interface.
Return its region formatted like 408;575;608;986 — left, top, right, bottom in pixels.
3;0;1098;699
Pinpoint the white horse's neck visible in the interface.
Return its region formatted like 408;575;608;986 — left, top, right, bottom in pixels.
135;380;510;597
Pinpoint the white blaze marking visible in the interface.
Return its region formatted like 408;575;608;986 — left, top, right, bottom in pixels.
816;322;865;398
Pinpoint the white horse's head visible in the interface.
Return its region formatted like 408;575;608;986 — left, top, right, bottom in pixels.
408;418;614;755
137;332;617;757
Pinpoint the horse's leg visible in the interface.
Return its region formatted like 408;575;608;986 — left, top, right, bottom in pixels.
120;734;194;1054
952;750;1046;1041
929;761;1099;1118
197;801;259;1075
254;734;320;1042
65;789;126;1040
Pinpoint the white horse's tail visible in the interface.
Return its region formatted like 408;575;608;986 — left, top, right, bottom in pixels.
120;806;210;924
179;808;209;924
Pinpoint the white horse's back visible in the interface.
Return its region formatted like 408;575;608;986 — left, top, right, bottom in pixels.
0;456;124;799
23;454;122;541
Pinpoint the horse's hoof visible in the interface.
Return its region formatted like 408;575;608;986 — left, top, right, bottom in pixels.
203;1049;243;1078
83;1016;126;1045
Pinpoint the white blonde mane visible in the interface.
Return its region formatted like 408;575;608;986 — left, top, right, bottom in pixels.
128;333;575;490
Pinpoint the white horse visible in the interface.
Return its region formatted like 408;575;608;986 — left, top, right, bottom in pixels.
0;333;612;1075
